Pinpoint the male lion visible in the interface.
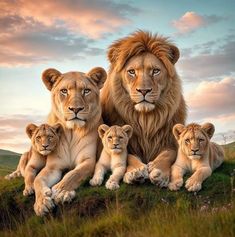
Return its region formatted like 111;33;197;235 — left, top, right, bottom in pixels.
168;123;224;192
33;67;107;216
101;31;186;187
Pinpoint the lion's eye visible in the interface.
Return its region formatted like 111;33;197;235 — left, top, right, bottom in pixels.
83;89;91;95
60;89;68;95
199;138;205;142
107;136;112;140
36;136;41;141
118;136;123;139
152;68;161;76
185;139;190;144
127;69;136;77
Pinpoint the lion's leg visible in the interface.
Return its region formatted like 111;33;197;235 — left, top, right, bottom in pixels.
106;166;126;190
89;163;107;186
34;166;62;216
148;149;176;187
123;154;148;184
168;165;185;191
52;158;95;204
185;167;212;192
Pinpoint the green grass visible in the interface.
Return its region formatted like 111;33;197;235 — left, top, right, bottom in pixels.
0;145;234;237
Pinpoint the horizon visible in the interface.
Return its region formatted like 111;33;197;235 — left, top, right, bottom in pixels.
0;0;235;153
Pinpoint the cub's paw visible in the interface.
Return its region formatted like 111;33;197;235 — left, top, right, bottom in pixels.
5;171;21;180
123;165;148;184
34;192;55;216
149;168;170;188
23;186;35;196
185;178;202;192
168;179;183;191
89;177;103;186
105;180;120;190
52;186;76;204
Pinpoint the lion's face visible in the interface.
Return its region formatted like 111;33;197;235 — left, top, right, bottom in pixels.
42;67;106;129
26;123;62;156
98;124;133;154
121;53;168;112
173;123;215;160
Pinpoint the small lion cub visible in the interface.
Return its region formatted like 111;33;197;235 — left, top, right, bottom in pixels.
5;123;62;196
168;123;224;192
90;124;133;190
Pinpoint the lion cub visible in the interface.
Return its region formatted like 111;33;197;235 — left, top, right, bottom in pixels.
5;123;62;196
90;124;133;190
168;123;224;192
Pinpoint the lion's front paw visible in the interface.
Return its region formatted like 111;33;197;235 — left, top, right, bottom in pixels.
5;171;21;180
23;186;35;196
149;168;170;187
168;179;183;191
123;165;148;184
34;192;55;216
89;177;103;186
185;177;202;192
105;180;120;190
52;185;76;204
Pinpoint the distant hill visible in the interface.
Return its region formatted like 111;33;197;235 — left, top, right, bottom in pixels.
0;149;21;156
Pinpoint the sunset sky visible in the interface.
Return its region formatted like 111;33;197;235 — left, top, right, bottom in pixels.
0;0;235;153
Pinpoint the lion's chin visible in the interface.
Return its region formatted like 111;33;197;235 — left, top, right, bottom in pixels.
66;120;86;129
188;155;202;160
134;102;155;112
39;150;51;156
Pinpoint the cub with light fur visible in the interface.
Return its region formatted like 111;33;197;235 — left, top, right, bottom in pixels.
90;124;133;190
5;123;62;196
33;67;107;216
102;31;186;187
168;123;224;192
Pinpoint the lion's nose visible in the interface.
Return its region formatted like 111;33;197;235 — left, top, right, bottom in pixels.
42;144;49;149
191;149;199;153
136;88;152;96
68;107;84;114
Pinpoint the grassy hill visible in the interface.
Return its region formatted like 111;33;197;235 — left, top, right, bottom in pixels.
0;145;234;237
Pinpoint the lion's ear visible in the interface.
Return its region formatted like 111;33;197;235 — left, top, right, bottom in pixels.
173;124;185;140
98;124;110;139
201;123;215;139
122;125;133;139
87;67;107;89
26;123;38;139
42;68;62;91
53;123;63;137
168;44;180;65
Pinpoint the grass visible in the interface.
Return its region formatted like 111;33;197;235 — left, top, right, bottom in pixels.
0;144;234;237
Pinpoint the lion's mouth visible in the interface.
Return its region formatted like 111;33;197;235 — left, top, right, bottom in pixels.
69;116;86;122
136;99;153;104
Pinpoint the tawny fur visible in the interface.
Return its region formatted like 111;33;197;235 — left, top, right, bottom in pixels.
168;123;224;192
101;31;186;186
5;123;62;196
90;124;133;190
33;67;107;216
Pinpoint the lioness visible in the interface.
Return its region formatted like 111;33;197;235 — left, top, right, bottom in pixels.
168;123;224;192
5;123;62;197
33;67;107;216
90;124;133;190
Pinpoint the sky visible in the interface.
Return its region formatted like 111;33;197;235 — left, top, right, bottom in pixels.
0;0;235;153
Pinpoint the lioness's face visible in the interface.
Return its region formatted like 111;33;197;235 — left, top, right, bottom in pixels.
52;72;100;129
42;67;106;129
121;53;168;112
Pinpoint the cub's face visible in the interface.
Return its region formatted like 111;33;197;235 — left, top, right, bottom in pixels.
42;67;106;129
98;125;133;154
173;123;215;160
26;123;62;156
121;53;168;112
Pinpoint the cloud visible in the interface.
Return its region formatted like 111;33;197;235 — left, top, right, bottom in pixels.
186;77;235;121
178;38;235;81
0;114;47;153
172;11;225;35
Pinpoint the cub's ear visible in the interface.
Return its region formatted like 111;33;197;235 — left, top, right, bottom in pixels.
26;123;38;139
87;67;107;89
122;125;133;139
98;124;110;139
201;123;215;139
173;124;185;140
53;123;63;137
42;68;62;91
168;44;180;65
